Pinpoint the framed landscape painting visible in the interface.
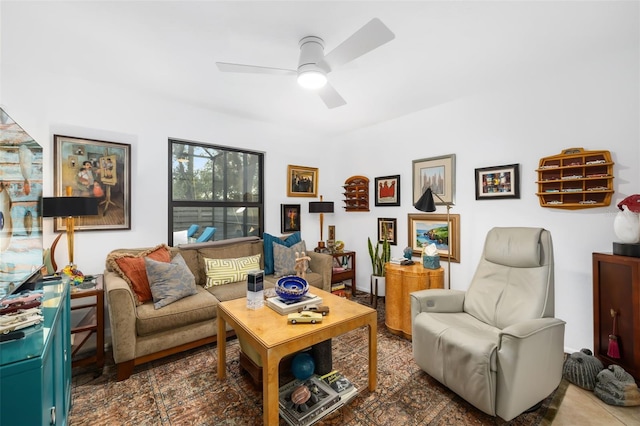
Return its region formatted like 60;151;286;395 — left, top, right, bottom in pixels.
474;163;520;200
408;213;460;262
53;135;131;231
287;165;318;197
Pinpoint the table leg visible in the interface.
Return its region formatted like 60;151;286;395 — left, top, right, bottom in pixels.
368;318;378;391
217;316;226;379
263;351;280;426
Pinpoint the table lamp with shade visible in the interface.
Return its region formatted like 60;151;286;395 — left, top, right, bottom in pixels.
414;187;453;289
42;196;98;267
309;195;334;253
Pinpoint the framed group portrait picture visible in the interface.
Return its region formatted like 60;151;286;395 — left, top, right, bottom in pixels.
287;165;318;197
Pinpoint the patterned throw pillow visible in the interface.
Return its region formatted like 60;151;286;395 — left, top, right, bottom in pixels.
273;240;310;277
107;244;172;305
263;232;301;275
145;253;198;309
204;254;261;287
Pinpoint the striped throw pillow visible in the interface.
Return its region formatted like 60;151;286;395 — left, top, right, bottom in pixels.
204;254;261;287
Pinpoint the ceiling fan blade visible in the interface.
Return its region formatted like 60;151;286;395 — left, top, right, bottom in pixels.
216;62;296;76
319;18;395;71
318;83;347;109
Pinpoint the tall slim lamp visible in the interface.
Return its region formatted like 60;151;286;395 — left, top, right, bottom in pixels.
414;187;453;289
309;195;334;252
42;197;98;267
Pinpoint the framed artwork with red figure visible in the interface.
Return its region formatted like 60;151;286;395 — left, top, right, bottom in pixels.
374;175;400;206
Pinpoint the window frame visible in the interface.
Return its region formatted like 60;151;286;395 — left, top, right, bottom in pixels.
167;138;264;245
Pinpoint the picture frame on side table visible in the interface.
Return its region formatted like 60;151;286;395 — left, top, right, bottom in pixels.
474;164;520;200
374;175;400;206
408;213;460;262
281;204;301;233
54;134;131;231
378;218;397;245
287;164;318;197
412;154;456;205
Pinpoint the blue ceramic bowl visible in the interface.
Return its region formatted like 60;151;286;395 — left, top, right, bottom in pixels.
275;276;309;301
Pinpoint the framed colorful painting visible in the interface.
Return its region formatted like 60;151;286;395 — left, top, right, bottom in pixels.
412;154;456;205
374;175;400;206
407;213;460;262
474;163;520;200
53;134;131;231
287;165;318;197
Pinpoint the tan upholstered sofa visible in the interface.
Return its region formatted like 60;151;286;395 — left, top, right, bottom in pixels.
104;236;332;381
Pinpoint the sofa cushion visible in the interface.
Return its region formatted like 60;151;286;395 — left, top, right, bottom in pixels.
204;254;261;287
273;240;310;277
135;286;217;336
107;244;172;305
263;232;300;275
176;248;202;286
145;253;198;309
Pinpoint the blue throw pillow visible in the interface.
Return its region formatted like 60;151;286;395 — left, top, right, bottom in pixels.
145;253;197;309
263;232;301;275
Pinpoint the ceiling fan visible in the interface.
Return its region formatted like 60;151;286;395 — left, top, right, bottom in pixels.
216;18;395;109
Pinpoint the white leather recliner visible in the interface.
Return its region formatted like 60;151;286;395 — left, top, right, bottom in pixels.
411;227;565;421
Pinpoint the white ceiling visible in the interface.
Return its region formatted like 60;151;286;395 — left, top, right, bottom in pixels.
6;1;637;136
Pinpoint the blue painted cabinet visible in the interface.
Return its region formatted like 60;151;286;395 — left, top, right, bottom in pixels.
0;281;71;425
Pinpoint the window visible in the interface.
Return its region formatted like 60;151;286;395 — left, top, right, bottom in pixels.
168;139;264;245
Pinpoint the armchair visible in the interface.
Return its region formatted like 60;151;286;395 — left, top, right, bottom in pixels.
411;227;565;421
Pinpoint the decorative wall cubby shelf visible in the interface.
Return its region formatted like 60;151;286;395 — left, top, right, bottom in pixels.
536;148;614;209
343;175;369;211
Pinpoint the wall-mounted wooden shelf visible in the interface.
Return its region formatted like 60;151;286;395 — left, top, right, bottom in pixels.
343;175;369;211
536;148;614;209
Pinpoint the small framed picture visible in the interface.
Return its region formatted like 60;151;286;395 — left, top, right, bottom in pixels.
287;165;318;197
474;164;520;200
281;204;301;233
374;175;400;206
378;218;397;245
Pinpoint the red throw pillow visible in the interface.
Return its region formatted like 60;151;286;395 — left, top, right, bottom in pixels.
109;244;171;305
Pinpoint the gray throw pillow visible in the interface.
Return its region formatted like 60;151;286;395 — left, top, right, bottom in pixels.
145;253;197;309
272;240;311;277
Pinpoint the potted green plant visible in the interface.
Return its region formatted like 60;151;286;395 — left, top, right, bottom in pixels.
368;231;391;298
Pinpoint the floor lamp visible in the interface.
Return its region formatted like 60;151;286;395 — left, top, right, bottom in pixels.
414;188;453;289
42;197;98;267
309;195;334;253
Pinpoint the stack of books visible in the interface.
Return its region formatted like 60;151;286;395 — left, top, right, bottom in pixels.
331;281;348;298
319;370;358;404
279;376;342;426
389;257;406;265
266;294;322;315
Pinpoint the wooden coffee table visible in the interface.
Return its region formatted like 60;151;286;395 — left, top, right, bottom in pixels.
217;288;377;426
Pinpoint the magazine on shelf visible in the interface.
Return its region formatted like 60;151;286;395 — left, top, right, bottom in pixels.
319;370;358;404
279;376;342;426
266;293;322;315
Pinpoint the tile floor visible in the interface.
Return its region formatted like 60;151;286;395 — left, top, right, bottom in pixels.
554;382;640;425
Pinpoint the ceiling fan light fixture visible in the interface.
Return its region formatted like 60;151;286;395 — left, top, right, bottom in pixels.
297;67;327;90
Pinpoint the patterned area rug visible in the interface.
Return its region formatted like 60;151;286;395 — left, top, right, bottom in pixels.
69;294;567;425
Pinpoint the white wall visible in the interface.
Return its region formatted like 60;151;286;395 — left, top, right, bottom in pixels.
328;47;639;353
1;3;638;355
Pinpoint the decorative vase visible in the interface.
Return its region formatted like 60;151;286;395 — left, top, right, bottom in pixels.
371;275;386;298
613;205;640;244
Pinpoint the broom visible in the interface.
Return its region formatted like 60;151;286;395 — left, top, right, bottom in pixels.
607;308;621;359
